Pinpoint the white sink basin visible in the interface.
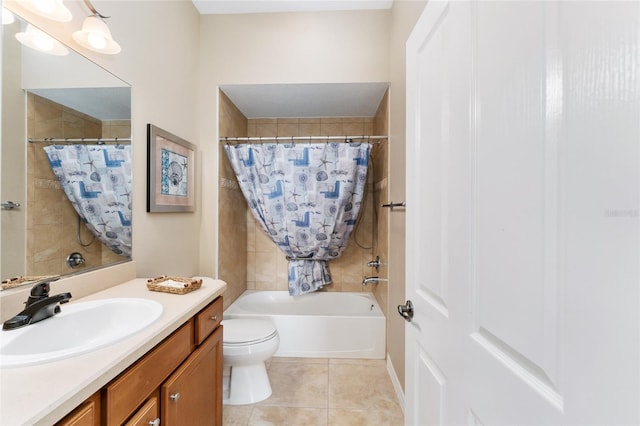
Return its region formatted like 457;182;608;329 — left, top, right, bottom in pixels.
0;298;163;368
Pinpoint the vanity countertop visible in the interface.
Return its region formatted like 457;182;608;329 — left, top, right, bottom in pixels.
0;276;226;426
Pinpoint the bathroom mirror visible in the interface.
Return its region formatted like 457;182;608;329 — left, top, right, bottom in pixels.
1;11;132;288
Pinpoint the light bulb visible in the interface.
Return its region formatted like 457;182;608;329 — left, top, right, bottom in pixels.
72;15;121;54
87;32;107;50
15;24;68;55
32;31;54;51
16;0;71;22
2;9;15;25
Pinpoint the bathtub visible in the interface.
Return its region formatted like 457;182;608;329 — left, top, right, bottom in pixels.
223;290;385;359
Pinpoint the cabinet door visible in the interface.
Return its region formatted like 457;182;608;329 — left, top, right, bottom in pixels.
161;325;223;426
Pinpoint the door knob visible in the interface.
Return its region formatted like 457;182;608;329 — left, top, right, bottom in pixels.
170;392;180;401
398;300;414;322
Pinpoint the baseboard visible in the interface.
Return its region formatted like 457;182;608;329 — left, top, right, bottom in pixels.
386;353;405;415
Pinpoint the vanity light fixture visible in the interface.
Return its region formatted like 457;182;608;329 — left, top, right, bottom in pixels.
72;15;120;54
2;8;16;25
15;0;72;22
15;23;69;55
71;0;120;54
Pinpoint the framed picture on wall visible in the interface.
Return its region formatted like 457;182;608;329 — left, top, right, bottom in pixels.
146;124;196;213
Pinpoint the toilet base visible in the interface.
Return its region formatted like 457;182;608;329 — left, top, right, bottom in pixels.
223;362;272;405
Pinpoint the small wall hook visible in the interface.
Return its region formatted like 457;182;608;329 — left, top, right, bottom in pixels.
381;201;406;211
1;201;21;210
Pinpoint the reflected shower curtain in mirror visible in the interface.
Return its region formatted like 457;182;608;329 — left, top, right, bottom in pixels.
225;142;370;296
43;145;132;257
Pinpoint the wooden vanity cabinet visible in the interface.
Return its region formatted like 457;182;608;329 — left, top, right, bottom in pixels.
57;296;223;426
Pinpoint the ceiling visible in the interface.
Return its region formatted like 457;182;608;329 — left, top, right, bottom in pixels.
220;83;389;118
192;0;393;15
29;87;132;121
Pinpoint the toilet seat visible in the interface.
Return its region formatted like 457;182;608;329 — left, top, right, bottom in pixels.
223;319;278;346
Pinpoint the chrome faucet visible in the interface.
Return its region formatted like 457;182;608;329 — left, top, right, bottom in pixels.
362;276;383;286
2;282;72;330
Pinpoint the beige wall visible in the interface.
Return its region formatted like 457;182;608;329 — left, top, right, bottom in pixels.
387;0;428;391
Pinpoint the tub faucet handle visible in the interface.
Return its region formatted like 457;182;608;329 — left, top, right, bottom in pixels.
367;256;381;271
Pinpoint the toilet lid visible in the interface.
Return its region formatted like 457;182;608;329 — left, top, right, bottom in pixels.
222;319;278;345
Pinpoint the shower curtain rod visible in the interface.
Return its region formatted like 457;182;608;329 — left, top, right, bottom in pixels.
220;135;386;144
28;137;131;145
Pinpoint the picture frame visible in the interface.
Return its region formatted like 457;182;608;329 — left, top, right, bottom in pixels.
147;124;196;213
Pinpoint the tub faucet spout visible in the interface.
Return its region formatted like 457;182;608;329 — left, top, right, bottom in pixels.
362;276;380;286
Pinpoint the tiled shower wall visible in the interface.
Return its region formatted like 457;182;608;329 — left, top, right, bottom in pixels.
371;90;389;317
218;91;249;309
26;93;130;277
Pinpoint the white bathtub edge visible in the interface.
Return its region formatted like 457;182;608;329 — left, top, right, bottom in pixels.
387;354;405;415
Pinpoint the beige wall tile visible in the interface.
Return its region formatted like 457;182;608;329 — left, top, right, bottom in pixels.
217;90;249;308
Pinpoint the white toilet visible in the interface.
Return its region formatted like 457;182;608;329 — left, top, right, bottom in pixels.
222;318;280;405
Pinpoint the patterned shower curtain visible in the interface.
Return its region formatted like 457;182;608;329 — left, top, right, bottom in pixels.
43;144;132;257
225;142;370;296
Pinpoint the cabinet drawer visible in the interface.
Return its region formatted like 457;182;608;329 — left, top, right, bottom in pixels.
195;296;223;345
124;393;159;426
104;321;194;426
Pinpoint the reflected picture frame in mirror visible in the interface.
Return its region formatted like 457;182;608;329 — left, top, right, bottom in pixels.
1;11;133;290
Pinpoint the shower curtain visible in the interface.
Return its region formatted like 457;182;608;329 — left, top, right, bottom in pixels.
225;142;370;296
43;144;132;257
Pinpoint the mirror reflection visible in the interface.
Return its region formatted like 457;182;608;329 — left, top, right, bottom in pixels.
1;12;132;289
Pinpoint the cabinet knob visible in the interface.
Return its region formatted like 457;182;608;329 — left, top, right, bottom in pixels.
148;419;160;426
170;392;180;401
211;315;218;322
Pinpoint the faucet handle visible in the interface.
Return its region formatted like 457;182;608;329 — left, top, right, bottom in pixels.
25;278;60;306
25;282;51;307
30;282;50;297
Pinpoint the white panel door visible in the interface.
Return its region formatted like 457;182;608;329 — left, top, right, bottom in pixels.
405;1;640;424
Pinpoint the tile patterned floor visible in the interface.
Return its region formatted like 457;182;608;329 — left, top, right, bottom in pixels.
223;357;404;426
